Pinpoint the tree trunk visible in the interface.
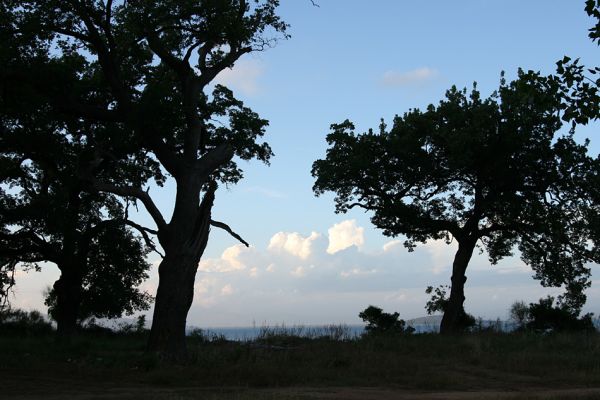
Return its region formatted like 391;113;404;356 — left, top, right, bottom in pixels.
147;181;214;361
440;238;477;334
53;267;82;338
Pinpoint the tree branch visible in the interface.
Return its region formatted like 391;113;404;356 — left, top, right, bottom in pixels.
146;32;190;78
124;220;165;258
143;134;182;176
0;230;58;262
94;183;168;232
210;220;249;247
199;46;252;86
65;0;130;104
191;143;235;185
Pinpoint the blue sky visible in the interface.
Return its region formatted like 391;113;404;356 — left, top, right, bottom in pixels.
12;1;600;327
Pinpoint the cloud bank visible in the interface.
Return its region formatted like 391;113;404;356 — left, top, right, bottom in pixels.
214;58;265;95
11;219;592;327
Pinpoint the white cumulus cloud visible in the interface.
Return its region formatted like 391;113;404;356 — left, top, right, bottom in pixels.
380;67;439;87
327;219;364;254
268;231;321;259
198;244;249;273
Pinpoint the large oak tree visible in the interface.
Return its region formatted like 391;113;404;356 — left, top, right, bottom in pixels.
313;72;600;333
4;0;287;358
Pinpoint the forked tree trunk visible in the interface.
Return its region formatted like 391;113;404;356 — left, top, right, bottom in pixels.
147;182;215;360
439;238;477;334
53;267;82;338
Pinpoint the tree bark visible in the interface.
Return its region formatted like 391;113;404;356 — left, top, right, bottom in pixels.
147;180;215;360
53;267;82;338
440;237;477;334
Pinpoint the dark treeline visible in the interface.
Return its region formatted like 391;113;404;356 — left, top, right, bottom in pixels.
1;0;599;363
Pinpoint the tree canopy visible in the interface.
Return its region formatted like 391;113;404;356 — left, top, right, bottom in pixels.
313;71;600;332
2;0;288;358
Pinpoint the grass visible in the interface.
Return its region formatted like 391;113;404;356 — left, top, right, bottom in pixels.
2;326;600;398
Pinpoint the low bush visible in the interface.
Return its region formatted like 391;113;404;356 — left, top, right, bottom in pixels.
359;305;415;335
0;309;54;336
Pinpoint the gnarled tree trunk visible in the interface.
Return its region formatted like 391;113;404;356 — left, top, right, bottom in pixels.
53;266;83;338
147;180;214;360
440;237;477;334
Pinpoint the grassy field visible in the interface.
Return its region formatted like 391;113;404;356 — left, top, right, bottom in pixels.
2;328;600;399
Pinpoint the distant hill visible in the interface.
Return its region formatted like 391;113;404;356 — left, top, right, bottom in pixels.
406;315;443;326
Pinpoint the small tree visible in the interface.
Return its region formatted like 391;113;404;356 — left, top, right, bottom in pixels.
359;305;413;335
508;300;530;330
313;72;600;334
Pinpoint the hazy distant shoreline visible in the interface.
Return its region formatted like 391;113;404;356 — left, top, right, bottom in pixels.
186;316;447;340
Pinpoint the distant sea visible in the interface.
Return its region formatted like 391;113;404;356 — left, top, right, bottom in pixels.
187;319;444;341
187;317;600;340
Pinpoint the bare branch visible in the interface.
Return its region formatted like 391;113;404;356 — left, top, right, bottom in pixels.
210;220;249;247
124;220;165;258
183;40;204;63
94;183;168;232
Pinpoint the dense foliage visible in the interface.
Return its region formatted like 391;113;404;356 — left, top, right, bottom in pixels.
509;298;595;332
313;72;600;332
1;0;288;357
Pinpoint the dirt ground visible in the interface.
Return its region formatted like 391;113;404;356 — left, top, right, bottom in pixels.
5;385;600;400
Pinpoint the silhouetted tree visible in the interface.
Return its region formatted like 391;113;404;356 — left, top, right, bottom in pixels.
359;305;413;335
3;0;287;359
0;4;159;336
0;127;155;336
527;296;595;332
313;72;600;333
43;223;154;325
508;300;531;331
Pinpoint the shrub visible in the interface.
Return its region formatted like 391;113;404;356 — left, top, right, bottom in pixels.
0;309;54;336
509;300;531;330
526;296;595;332
359;305;414;335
